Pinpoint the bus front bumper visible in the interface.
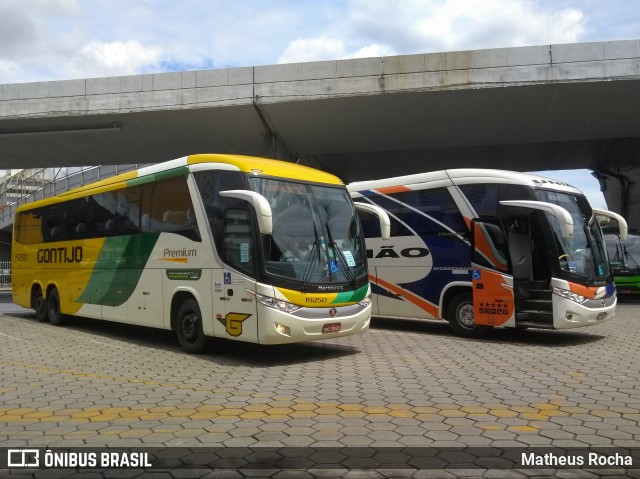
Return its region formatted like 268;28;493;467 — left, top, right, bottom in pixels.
257;302;371;345
552;294;617;329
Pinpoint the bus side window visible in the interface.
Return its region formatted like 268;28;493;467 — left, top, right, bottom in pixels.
117;188;141;235
14;211;44;245
144;176;201;241
472;220;509;272
391;188;467;237
194;170;246;254
92;189;141;237
356;202;413;239
38;199;91;242
460;184;535;218
356;208;382;239
222;208;254;275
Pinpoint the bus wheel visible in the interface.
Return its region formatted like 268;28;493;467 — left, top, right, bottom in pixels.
447;291;491;338
34;288;48;322
176;298;206;354
47;287;65;326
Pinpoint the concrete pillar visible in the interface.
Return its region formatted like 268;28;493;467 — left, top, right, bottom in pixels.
594;166;640;230
253;97;296;162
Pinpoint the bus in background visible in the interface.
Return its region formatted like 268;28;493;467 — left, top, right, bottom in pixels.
12;154;389;353
348;169;628;337
604;228;640;296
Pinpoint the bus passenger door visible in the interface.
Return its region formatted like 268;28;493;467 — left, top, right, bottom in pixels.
470;219;515;327
219;270;258;343
218;208;258;343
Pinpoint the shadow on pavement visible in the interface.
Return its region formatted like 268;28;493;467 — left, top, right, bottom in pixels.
6;312;360;367
370;316;606;347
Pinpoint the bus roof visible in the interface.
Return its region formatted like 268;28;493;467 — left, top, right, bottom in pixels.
16;154;343;212
348;168;585;196
187;154;342;184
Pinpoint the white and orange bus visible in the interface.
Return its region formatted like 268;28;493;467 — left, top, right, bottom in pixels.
349;169;627;337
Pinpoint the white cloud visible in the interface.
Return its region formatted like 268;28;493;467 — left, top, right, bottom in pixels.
346;43;395;59
0;59;24;83
0;0;82;82
346;0;586;53
67;40;163;79
275;0;586;67
278;36;347;64
278;38;394;64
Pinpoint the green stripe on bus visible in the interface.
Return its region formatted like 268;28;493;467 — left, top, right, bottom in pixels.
127;166;189;187
76;233;160;307
333;284;368;304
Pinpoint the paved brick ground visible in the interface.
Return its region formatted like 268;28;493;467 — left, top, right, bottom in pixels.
1;302;639;478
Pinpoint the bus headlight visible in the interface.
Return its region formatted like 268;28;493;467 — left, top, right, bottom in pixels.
275;323;291;336
247;290;302;313
358;294;372;307
552;287;587;304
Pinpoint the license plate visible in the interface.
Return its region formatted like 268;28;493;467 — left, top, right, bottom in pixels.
323;322;341;333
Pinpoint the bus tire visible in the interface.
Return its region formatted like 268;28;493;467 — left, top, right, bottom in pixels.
47;287;65;326
34;287;48;322
446;291;491;338
176;298;206;354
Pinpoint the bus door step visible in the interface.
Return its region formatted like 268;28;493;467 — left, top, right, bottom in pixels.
522;298;553;312
515;310;554;326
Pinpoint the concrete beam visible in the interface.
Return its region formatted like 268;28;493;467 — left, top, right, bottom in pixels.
1;40;638;119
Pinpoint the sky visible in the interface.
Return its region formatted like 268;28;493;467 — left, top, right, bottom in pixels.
532;169;605;208
2;0;638;207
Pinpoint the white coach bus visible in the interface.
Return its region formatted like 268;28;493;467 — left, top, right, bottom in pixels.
12;154;389;353
348;169;627;337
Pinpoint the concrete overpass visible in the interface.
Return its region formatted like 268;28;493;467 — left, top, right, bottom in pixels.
1;39;640;229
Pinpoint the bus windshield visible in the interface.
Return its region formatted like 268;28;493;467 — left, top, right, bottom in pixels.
605;230;640;271
249;177;367;287
536;189;611;281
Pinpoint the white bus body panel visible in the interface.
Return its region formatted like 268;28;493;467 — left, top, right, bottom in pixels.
256;298;371;345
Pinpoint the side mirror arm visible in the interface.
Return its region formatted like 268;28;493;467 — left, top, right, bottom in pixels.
500;200;574;239
593;208;628;241
354;202;391;240
220;190;273;235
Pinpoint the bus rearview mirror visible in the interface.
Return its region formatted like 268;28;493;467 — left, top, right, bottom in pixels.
592;208;628;241
220;190;273;235
500;200;574;239
354;202;391;240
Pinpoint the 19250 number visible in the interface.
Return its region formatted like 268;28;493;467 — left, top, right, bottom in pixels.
305;297;328;304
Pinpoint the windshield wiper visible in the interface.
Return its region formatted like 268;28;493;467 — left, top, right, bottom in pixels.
301;222;321;291
326;221;358;288
623;244;640;269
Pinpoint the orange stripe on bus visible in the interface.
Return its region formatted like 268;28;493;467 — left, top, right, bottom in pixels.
467;218;508;272
370;274;439;318
568;282;602;299
376;185;412;194
159;257;189;263
474;228;507;272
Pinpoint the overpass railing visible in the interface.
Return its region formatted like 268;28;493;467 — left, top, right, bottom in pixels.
0;164;149;231
0;260;10;287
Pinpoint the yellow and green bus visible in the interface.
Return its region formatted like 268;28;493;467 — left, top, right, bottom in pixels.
12;154;389;353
